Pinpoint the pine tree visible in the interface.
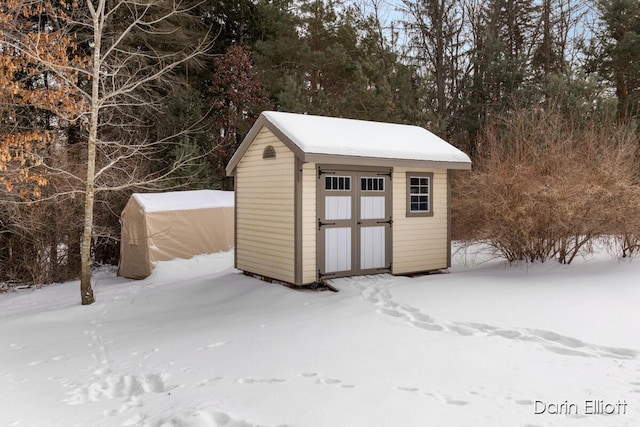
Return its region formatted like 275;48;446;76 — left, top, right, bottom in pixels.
590;0;640;120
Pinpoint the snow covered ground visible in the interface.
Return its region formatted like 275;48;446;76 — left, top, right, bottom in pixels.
1;245;639;427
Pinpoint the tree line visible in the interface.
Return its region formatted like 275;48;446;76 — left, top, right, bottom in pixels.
1;0;639;302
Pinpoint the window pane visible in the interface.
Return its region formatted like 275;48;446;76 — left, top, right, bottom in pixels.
327;176;351;191
360;177;384;192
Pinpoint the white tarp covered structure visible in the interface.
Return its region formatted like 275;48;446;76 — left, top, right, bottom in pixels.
117;190;234;279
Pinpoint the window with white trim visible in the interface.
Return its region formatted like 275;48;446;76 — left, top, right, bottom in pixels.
406;172;433;217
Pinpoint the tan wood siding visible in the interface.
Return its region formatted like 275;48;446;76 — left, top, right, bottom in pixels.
235;127;295;283
301;162;317;283
392;168;449;274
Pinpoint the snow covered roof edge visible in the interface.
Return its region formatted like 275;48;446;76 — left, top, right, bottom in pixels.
226;111;471;175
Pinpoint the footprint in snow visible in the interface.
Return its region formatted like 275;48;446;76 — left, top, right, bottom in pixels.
238;377;286;384
142;409;274;427
447;324;475;336
299;374;354;388
27;354;65;365
411;321;444;331
491;329;523;339
410;312;434;323
544;345;593;358
196;376;223;387
317;377;341;385
446;398;469;406
348;276;640;361
378;307;406;318
397;387;419;392
198;341;229;350
63;372;173;405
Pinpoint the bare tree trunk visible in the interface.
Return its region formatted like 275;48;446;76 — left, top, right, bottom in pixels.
434;0;446;118
542;0;551;75
79;123;96;305
80;0;104;305
615;67;629;121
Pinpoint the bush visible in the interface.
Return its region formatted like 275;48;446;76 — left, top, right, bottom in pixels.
452;108;640;263
0;188;125;288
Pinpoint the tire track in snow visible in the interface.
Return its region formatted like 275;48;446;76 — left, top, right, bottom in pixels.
341;275;638;361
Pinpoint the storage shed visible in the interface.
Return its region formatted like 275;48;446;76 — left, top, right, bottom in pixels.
225;111;471;286
118;190;234;279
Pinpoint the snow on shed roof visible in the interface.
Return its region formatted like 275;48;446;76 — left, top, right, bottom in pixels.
263;111;470;163
132;190;234;213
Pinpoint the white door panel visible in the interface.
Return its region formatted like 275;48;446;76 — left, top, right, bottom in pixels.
360;226;385;270
325;227;352;273
360;196;385;220
325;196;352;220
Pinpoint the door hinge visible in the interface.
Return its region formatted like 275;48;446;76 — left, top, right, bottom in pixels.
318;219;336;230
318;168;335;177
376;218;393;226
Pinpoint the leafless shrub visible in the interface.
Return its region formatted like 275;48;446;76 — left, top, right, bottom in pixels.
452;108;640;263
0;185;88;287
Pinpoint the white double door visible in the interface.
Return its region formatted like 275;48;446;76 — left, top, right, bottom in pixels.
318;168;391;279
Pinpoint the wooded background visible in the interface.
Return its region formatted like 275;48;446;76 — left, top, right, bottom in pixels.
1;0;639;300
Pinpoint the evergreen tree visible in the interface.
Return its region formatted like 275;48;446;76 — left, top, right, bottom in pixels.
253;0;424;123
588;0;640;120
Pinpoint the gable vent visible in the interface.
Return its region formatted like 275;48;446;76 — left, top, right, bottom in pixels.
263;145;276;159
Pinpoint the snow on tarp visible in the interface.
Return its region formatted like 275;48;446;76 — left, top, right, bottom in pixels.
132;189;234;213
262;111;471;164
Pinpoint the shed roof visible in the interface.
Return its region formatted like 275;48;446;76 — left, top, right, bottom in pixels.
226;111;471;175
131;190;234;213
